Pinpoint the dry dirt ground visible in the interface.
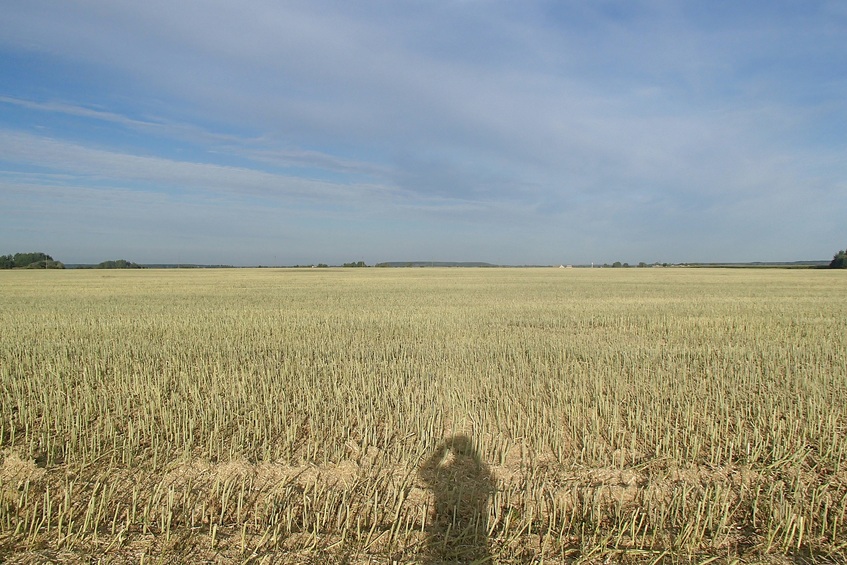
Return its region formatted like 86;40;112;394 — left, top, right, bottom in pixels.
2;447;844;564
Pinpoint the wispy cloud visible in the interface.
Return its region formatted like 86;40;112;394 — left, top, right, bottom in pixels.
0;130;397;203
0;96;162;128
229;147;391;179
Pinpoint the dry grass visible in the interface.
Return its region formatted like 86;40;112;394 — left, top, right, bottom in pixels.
1;267;846;563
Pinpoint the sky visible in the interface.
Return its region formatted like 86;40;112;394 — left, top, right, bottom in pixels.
1;1;845;266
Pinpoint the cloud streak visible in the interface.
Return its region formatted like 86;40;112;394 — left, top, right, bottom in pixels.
0;130;396;204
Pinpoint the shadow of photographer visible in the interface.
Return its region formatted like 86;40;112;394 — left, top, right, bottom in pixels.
418;435;494;563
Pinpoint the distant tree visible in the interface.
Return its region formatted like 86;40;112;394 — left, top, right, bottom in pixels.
612;261;622;268
638;262;648;268
97;259;142;269
24;259;64;269
0;252;63;269
343;261;368;267
14;252;53;268
830;249;847;269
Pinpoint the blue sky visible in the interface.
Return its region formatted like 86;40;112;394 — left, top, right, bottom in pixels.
1;1;845;265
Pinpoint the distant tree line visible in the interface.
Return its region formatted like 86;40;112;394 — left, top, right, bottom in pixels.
605;261;669;268
0;252;64;269
831;249;847;269
343;261;368;267
0;252;148;270
73;260;143;269
95;259;143;269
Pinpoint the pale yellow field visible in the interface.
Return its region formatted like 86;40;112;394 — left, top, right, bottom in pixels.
1;268;845;563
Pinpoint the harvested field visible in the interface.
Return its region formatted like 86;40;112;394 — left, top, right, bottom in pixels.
1;268;845;563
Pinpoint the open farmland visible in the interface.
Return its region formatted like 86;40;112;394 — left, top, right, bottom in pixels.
1;268;846;564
